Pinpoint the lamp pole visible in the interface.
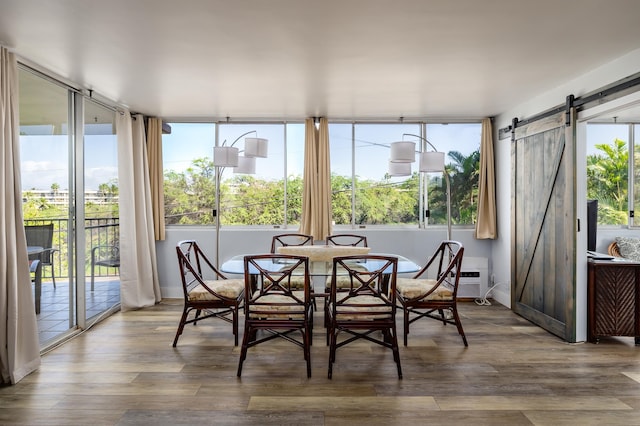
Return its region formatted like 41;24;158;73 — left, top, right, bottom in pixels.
402;133;452;241
214;130;265;268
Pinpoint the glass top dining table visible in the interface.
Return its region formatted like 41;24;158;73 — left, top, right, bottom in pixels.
219;249;421;277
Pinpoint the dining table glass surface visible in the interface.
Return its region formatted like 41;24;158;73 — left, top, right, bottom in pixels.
220;251;420;276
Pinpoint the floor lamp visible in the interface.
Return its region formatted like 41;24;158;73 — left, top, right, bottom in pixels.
388;133;451;240
213;131;268;267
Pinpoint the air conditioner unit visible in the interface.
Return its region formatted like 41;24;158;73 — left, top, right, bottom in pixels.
457;257;488;299
458;270;481;298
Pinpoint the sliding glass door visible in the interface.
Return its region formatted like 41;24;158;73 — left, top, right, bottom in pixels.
19;66;120;346
19;68;76;345
83;100;120;321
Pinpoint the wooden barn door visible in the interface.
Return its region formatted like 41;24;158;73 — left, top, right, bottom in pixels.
511;109;577;342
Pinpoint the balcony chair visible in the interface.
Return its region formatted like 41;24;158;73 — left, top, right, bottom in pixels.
91;245;120;291
326;254;402;379
25;223;58;288
174;240;245;347
396;240;467;347
29;259;42;314
237;254;313;378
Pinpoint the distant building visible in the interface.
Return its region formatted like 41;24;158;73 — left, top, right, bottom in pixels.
22;189;119;205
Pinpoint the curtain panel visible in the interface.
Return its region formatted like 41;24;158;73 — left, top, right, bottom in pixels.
147;117;165;241
299;118;332;240
116;112;162;311
0;47;41;384
475;117;497;239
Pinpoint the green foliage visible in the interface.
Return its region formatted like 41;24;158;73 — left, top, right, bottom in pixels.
163;150;481;227
587;138;628;225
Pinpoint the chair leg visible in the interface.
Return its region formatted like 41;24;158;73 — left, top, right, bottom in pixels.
403;307;409;346
451;307;468;347
50;264;56;288
328;325;337;379
237;325;251;377
91;264;95;292
172;309;189;347
233;306;239;346
391;326;403;379
304;327;312;378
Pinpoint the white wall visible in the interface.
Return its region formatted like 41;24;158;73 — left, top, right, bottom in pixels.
491;48;640;308
157;226;492;298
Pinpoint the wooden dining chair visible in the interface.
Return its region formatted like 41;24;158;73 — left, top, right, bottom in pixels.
270;233;313;253
325;234;368;247
326;254;402;379
270;233;313;292
174;240;245;347
396;240;467;346
323;234;369;323
237;254;313;378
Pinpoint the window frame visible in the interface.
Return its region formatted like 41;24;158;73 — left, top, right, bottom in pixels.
162;119;482;229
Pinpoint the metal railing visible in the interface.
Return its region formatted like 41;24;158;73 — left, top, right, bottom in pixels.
24;217;119;280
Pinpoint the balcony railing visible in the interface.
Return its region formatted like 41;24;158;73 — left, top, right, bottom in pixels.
24;217;119;280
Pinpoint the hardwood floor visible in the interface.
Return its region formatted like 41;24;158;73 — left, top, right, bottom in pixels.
2;300;640;425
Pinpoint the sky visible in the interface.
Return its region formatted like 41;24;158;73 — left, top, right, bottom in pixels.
586;123;635;157
20;133;118;192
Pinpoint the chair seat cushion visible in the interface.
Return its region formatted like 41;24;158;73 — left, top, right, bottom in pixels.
248;290;307;319
325;264;370;289
335;295;392;320
396;278;453;301
286;275;308;289
188;279;244;301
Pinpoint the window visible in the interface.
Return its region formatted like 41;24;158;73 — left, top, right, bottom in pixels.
163;122;217;224
351;123;421;226
163;122;305;226
586;122;638;226
163;120;482;228
426;123;482;227
217;123;286;226
330;122;481;227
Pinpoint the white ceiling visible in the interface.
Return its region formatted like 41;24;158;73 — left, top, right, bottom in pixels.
1;0;640;121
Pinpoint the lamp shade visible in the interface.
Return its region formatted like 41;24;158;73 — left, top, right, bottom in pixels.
234;155;256;174
419;151;445;172
390;141;416;163
214;146;239;167
388;161;411;176
244;137;268;158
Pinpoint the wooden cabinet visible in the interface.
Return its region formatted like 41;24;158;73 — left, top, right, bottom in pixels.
587;259;640;345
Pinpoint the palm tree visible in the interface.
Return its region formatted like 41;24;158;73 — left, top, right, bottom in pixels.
587;138;628;224
447;150;480;224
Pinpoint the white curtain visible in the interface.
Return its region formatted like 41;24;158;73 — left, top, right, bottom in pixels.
116;112;161;311
0;47;41;384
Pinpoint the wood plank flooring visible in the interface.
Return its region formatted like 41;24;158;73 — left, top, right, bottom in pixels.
2;300;640;425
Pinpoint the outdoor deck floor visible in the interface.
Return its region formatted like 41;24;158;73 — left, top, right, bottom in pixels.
34;278;121;345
